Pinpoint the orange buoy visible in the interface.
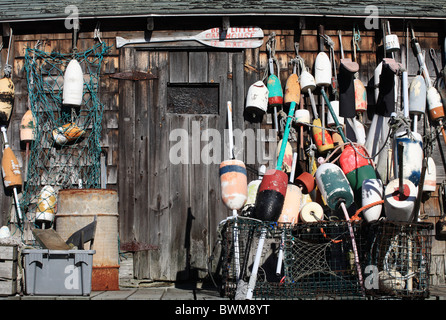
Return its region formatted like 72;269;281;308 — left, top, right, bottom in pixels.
52;122;85;145
312;118;334;154
284;73;301;113
20;109;35;143
2;145;22;190
219;159;248;211
0;77;14;125
36;185;57;223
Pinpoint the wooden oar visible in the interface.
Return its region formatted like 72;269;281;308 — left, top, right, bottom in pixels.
116;27;264;48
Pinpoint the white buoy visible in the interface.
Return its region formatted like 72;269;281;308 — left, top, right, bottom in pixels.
315;52;332;87
242;165;266;216
244;81;269;123
423;157;436;193
394;131;423;187
361;179;383;222
326;100;344;127
63;59;84;106
384;178;417;222
294;109;311;125
300;202;324;223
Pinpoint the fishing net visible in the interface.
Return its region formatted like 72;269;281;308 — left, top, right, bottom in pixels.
19;42;110;228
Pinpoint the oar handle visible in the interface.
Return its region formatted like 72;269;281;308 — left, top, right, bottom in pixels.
321;88;348;143
276;101;297;170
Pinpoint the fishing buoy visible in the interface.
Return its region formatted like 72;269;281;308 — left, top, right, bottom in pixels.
36;185;57;223
385;34;400;53
284;73;301;113
219;159;248;211
267;74;283;110
339;144;376;197
315;162;354;211
276;139;293;173
394;132;423;187
254;169;288;221
63;59;84;106
242;165;266;216
354;79;367;114
294;109;310;124
379;270;405;292
295;172;316;194
277;156;302;225
300;202;324;223
409;75;426;132
423;157;436;193
312;118;334;154
384;178;417;222
0;77;14;124
427;86;445;121
244;81;268;123
315;52;332;87
2;145;22;190
0;226;10;238
52;122;85;145
20;109;35;143
361;178;383;222
326;101;344;127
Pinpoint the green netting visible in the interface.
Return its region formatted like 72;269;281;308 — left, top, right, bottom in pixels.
20;42;110;227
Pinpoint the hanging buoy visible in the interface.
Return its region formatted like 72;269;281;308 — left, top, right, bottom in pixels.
52;122;85;145
267;74;283;110
327;101;344;127
385;25;400;53
394;132;423;187
384;178;417;222
312;118;334;154
20;109;35;143
315;162;354;211
339;144;376;197
423;157;436;193
361;178;383;222
300;201;324;223
284;73;301;113
1;145;22;190
36;185;57;222
315;52;332;87
244;81;268;123
254;169;288;221
294;109;310;124
351;118;366;145
427;86;445;121
242;165;266;216
354;79;367;114
0;77;14;124
276;139;293;173
63;59;84;106
409;75;426;131
219;159;248;211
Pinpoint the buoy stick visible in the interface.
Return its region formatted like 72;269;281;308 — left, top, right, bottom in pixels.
321;88;348;143
398;142;404;194
340;202;364;294
246;227;267;300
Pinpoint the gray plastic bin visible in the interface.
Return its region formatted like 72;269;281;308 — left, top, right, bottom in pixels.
22;249;95;296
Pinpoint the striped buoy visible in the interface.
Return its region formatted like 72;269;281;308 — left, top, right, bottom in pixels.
267;74;283;110
36;185;57;223
244;81;268;123
63;59;84;106
423;157;436;193
361;178;383;222
300;202;324;223
384;178;417;222
339;144;376;198
284;73;301;113
219;159;248;211
254;169;288;221
0;77;14;125
315;162;354;211
394;132;423;187
427;86;445;121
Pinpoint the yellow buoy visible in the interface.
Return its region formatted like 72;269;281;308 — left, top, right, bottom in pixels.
20;109;35;142
0;77;14;124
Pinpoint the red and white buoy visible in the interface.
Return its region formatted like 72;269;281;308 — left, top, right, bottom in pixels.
244;80;268;123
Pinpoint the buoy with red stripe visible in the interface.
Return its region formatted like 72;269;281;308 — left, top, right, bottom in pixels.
361;178;383;222
220;102;247;212
244;80;268;123
0;77;14;125
254;97;298;221
63;59;84;107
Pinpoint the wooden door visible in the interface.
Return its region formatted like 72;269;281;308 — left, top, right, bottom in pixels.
118;47;246;281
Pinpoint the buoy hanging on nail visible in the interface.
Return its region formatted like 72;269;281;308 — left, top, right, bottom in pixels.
63;59;84;107
284;73;301;114
244;81;269;123
0;77;14;125
267;74;283;110
315;162;354;211
361;178;383;222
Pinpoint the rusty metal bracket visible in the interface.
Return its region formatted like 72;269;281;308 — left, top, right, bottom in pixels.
109;70;157;81
120;240;159;252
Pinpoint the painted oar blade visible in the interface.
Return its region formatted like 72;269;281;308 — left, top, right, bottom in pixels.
200;38;264;49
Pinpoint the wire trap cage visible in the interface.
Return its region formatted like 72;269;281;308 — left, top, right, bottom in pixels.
219;217;367;300
365;221;433;300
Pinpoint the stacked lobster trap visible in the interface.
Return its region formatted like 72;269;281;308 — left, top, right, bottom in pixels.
219;217;433;300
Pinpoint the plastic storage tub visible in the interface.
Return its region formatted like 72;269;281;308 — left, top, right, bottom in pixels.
22;249;95;296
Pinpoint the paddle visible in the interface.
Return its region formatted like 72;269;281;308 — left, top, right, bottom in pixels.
116;27;264;48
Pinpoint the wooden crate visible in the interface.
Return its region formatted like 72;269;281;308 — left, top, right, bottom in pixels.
0;245;18;296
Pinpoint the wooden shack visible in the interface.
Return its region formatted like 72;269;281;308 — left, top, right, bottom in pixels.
1;1;446;286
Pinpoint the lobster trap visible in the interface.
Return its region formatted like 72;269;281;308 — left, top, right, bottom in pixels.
219;217;433;300
365;221;433;300
219;217;367;300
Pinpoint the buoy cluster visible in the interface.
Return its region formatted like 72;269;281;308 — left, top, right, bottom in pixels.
220;27;440;230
